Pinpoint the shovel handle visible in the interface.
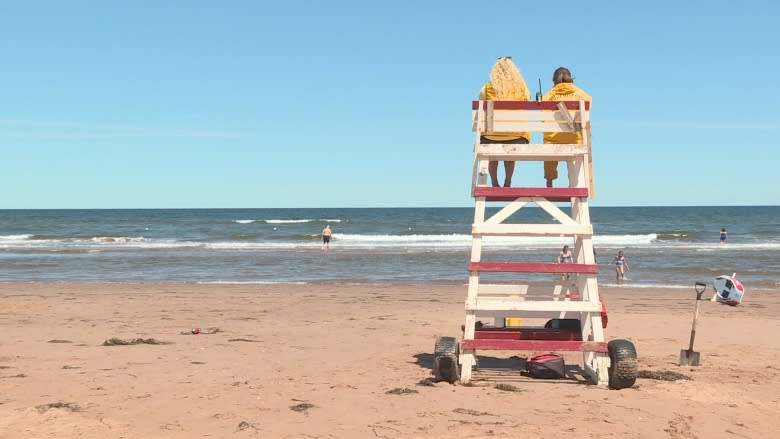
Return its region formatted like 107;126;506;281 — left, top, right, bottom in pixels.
694;282;706;300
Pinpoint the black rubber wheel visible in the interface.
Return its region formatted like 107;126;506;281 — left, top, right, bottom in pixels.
608;339;638;389
433;336;460;383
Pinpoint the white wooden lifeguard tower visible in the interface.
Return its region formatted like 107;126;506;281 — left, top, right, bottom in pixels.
432;99;637;389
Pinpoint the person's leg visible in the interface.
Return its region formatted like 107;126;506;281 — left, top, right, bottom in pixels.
488;161;499;187
544;161;558;187
503;161;515;187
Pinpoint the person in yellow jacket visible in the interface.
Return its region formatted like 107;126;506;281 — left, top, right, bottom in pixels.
543;67;592;187
479;56;531;187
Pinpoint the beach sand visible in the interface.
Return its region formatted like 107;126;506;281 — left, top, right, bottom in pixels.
1;282;779;438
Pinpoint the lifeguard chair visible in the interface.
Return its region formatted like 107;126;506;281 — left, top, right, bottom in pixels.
433;99;637;389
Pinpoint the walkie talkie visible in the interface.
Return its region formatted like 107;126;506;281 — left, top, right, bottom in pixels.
535;78;543;102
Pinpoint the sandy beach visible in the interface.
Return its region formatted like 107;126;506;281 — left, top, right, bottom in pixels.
1;282;779;438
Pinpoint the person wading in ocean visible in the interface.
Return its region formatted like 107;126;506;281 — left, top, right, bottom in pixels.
321;224;333;253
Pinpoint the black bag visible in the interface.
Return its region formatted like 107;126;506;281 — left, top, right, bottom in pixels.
544;318;581;331
527;353;565;379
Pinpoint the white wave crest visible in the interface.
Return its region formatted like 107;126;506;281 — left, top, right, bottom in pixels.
205;242;299;249
265;219;313;224
331;233;660;248
234;219;255;224
593;234;658;246
2;232;776;253
90;236;148;244
0;234;34;242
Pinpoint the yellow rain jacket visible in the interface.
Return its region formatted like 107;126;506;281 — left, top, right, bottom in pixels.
479;82;531;143
542;82;592;145
543;82;592;181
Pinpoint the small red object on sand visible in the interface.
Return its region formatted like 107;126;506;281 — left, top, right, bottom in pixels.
192;328;200;334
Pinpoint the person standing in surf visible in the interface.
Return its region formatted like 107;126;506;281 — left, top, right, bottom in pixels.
720;227;727;244
612;250;629;283
558;245;573;280
321;225;333;252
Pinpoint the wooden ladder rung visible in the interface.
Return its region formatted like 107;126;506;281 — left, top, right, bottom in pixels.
469;262;598;274
474;186;588;202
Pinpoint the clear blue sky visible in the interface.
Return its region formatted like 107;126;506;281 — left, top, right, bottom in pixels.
2;1;778;208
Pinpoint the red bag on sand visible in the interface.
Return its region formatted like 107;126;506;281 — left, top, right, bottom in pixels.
527;353;565;379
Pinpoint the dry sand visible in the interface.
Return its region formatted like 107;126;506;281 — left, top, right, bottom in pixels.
1;282;779;438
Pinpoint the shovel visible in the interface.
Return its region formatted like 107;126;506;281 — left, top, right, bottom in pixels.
679;282;706;366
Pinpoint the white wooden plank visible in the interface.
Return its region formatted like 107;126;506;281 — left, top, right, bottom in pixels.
476;143;586;151
486;100;494;133
472;110;585;123
463;311;477;339
586;121;595;198
475;144;589;160
465;299;603;312
486;122;580;133
472;223;592;236
469;235;483;261
471;157;479;195
472;106;484;133
593;353;610;386
473;197;486;224
491;111;583;123
566;157;582;190
478;283;529;295
556;101;577;130
459;350;475;382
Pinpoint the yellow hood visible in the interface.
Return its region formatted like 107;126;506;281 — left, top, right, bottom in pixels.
543;82;592;104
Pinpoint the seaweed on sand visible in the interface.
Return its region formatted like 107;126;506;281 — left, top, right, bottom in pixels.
36;402;80;413
102;337;169;346
638;370;692;381
494;383;523;392
386;387;418;395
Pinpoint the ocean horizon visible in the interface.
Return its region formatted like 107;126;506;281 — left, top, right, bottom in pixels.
1;206;778;291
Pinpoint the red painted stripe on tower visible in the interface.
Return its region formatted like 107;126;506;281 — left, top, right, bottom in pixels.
472;100;591;111
474;187;588;201
461;339;608;352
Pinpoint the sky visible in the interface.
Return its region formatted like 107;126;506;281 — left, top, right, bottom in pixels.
2;0;779;208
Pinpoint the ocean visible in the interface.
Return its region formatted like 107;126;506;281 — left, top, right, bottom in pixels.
1;207;778;291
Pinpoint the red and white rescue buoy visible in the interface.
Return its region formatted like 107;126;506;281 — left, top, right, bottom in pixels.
712;273;745;306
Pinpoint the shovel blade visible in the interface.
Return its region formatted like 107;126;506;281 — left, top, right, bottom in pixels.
679;349;700;366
